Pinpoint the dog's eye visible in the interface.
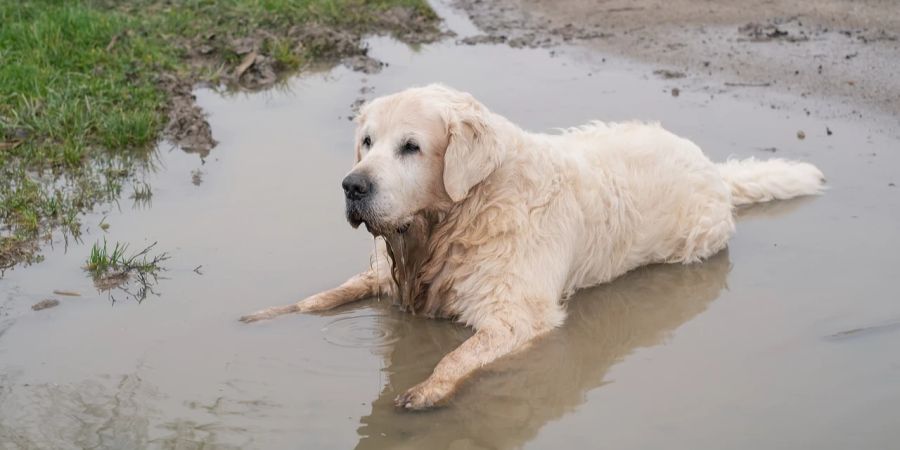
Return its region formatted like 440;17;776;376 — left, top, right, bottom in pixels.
362;136;372;148
401;140;420;154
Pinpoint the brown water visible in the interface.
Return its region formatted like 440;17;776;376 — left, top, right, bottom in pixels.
2;2;899;449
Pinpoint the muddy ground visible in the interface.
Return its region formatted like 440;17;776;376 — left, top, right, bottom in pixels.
454;0;900;120
163;5;444;158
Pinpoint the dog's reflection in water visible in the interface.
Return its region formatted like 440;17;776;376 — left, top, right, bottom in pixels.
357;250;731;449
354;250;731;450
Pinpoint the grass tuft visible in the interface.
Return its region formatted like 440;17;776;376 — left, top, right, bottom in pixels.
85;238;170;302
85;238;169;276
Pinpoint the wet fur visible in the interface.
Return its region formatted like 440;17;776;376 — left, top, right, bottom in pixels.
241;84;825;410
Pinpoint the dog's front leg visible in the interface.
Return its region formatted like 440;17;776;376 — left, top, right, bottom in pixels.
239;271;378;323
394;319;547;410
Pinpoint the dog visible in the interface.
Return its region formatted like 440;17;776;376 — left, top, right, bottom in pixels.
240;84;824;410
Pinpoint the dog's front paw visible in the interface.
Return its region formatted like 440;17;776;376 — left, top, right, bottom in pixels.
238;310;272;323
238;304;297;323
394;380;452;410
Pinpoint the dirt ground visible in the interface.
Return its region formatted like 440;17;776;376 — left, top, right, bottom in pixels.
453;0;900;118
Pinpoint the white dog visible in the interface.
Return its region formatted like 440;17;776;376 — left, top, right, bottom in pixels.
241;84;824;410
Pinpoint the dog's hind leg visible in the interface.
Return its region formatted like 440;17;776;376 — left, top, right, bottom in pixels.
239;271;378;323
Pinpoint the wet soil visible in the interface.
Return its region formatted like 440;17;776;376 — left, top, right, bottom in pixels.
453;0;900;120
161;5;443;159
1;1;899;449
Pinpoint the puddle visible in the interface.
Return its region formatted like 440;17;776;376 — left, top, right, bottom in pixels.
1;1;899;448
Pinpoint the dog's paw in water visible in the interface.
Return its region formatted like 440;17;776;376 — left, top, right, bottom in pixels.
239;304;300;323
394;379;453;410
238;311;270;323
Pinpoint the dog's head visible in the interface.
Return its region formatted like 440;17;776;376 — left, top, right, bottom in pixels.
343;84;506;236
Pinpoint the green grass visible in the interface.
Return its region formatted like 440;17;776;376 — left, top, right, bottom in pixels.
85;239;168;276
0;0;436;269
85;238;170;301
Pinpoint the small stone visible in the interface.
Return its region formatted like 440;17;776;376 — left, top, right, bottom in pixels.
797;130;806;140
671;88;680;97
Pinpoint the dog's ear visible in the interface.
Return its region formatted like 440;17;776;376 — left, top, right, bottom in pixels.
443;92;504;202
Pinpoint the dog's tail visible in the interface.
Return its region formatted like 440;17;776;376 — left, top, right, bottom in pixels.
717;158;825;206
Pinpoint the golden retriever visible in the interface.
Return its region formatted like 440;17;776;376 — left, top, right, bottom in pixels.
240;84;824;410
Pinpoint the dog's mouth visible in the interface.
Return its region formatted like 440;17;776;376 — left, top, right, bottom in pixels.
366;220;411;236
349;212;411;236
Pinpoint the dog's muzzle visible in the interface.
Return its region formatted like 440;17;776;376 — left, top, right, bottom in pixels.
342;172;375;229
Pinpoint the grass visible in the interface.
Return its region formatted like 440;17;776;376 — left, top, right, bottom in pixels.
85;239;168;275
0;0;437;270
85;238;170;301
86;239;168;275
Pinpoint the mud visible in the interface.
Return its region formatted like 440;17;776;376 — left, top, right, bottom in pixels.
452;0;900;120
161;4;443;159
162;77;218;158
1;1;899;449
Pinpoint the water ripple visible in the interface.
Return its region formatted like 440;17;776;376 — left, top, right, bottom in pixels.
321;314;410;349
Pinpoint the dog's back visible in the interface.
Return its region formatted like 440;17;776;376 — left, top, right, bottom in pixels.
552;121;823;292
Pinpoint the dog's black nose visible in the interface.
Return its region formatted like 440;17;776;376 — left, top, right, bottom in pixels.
342;172;373;200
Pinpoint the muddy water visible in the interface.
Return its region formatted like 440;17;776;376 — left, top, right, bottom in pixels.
2;2;899;449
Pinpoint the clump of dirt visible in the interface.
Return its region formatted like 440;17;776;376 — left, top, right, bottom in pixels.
291;23;365;59
161;76;218;158
347;82;377;121
548;23;613;43
0;238;40;272
343;55;386;74
853;29;898;43
376;6;449;44
191;169;203;186
92;271;131;291
458;24;610;49
738;21;809;42
350;97;367;116
459;34;509;45
653;69;686;79
233;51;278;89
31;299;59;311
